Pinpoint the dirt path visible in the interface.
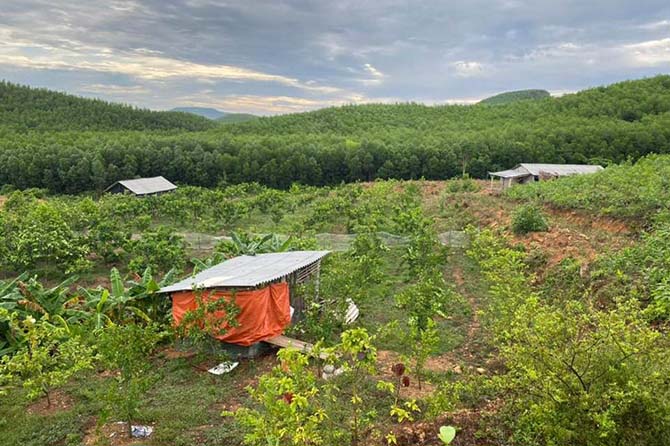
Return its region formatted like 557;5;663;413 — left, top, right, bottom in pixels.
425;259;489;376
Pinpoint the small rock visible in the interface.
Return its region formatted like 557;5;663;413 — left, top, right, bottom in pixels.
453;365;462;374
476;367;486;374
323;364;335;374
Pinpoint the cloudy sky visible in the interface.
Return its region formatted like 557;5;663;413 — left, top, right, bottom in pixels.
1;0;669;115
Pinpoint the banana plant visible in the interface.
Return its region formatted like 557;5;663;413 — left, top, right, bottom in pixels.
79;267;175;329
0;273;29;311
216;232;294;257
191;252;226;274
0;274;81;356
0;274;85;325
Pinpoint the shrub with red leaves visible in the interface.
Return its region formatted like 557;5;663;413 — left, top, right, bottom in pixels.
391;363;406;377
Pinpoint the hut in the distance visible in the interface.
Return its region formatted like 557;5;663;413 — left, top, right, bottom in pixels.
105;176;177;196
489;163;603;190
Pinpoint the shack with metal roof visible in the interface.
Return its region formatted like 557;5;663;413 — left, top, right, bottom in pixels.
488;163;603;190
105;176;177;196
158;251;330;352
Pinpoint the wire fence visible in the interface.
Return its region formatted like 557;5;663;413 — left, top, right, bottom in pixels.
179;230;469;252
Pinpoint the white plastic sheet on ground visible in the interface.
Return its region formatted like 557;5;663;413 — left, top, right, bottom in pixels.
207;361;239;375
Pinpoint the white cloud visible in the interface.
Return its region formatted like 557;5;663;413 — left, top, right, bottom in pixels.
358;63;386;85
0;26;343;95
441;97;482;105
638;20;670;30
452;60;486;77
174;93;375;115
622;38;670;66
363;63;384;78
79;83;150;95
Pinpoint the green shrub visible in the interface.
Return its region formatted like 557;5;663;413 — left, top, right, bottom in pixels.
445;177;480;193
0;311;94;406
98;323;165;437
466;228;670;446
127;226;186;274
511;204;549;234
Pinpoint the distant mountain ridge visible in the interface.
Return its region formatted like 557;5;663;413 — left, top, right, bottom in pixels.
171;106;258;123
170;107;227;120
480;89;551;105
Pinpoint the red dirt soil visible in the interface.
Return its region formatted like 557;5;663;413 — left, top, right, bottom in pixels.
27;389;75;416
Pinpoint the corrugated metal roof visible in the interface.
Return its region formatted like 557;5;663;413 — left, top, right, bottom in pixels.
488;166;531;178
519;163;604;176
105;176;177;195
159;250;331;293
489;164;603;178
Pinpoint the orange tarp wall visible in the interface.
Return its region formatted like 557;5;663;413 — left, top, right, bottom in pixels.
171;282;290;346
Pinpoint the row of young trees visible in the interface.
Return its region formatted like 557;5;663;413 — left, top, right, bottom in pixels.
0;181;417;279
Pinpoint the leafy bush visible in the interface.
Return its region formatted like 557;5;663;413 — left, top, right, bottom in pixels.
1;203;90;274
227;328;391;446
126;226;186;274
215;232;293;257
511;204;549;234
97;323;165;437
226;347;326;445
590;214;670;320
0;311;93;406
395;273;451;389
445;177;480;193
466;228;670;446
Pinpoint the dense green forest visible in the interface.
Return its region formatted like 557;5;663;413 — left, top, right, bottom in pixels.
0;81;214;132
1;75;670;193
479;88;551;105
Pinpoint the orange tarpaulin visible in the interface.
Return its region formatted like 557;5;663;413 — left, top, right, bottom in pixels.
171;282;291;346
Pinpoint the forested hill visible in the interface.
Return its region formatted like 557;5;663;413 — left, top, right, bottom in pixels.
479;89;550;105
0;81;215;132
222;75;670;137
1;75;670;193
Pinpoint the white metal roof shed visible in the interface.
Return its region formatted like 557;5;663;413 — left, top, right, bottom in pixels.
489;163;603;178
159;250;331;293
518;163;604;176
105;176;177;196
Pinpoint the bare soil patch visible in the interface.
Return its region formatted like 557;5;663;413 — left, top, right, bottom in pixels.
389;407;498;446
456;186;634;269
26;389;74;416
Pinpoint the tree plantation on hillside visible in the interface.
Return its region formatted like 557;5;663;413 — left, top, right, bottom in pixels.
1;76;670;192
0;81;215;132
